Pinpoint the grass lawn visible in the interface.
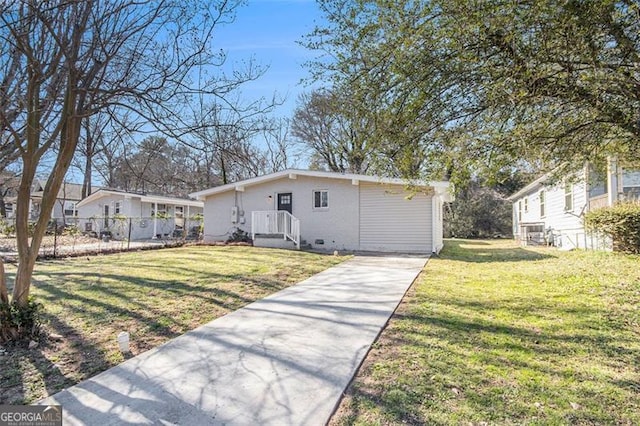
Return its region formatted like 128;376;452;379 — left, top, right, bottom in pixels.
0;245;345;404
331;239;640;425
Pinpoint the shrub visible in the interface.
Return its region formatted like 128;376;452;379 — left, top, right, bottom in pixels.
584;202;640;254
62;224;82;237
0;219;13;236
226;227;252;244
0;299;44;343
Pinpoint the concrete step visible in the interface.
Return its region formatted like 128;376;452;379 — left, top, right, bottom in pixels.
254;236;298;249
253;234;310;250
254;233;283;239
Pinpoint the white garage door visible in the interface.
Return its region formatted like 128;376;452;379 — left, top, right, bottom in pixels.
359;183;432;252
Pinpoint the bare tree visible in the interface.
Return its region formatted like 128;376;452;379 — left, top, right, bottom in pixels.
186;101;270;184
0;0;260;317
0;170;20;219
262;117;299;173
291;90;372;174
73;108;134;198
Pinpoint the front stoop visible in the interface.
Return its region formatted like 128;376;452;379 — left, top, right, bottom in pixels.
253;234;298;249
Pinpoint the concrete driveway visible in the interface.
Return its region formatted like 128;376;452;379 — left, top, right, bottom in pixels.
39;254;428;425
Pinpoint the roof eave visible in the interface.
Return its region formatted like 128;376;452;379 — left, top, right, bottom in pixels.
190;169;452;199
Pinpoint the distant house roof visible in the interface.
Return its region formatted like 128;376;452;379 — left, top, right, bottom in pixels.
30;181;100;202
76;188;203;208
189;169;453;201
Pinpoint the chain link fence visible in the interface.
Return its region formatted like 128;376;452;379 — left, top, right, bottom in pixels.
0;216;203;260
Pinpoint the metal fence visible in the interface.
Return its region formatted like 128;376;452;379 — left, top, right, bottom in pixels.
0;216;203;260
517;226;613;251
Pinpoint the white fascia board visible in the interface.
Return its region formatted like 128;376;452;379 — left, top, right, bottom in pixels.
139;195;203;207
189;169;453;199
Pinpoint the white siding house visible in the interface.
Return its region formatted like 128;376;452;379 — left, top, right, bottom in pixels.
5;180;99;224
508;158;640;250
190;170;452;253
76;189;203;240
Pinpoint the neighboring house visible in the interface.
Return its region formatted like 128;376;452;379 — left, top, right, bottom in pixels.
76;189;204;240
4;180;99;223
508;158;640;250
190;169;453;253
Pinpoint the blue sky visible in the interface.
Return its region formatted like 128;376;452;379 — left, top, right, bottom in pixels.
215;0;327;119
61;1;325;183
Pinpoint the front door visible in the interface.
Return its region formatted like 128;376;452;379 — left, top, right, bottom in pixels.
277;193;292;214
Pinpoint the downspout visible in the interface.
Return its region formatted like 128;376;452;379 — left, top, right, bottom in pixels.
431;194;438;254
607;156;619;206
152;201;158;239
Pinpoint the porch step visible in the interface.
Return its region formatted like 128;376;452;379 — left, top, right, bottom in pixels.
252;236;311;250
253;234;283;239
253;236;298;249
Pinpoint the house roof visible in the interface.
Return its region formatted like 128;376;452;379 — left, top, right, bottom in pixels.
506;173;552;202
76;188;204;208
30;181;99;201
189;169;453;201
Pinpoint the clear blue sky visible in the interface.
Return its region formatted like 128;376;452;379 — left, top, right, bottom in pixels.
215;0;327;119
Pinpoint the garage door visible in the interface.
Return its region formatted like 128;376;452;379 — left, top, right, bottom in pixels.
359;183;433;252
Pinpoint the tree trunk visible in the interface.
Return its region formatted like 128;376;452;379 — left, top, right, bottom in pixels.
13;156;38;306
220;154;228;184
0;257;8;305
82;120;93;199
13;83;81;307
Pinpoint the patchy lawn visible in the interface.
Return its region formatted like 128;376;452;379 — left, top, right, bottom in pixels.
331;239;640;425
0;245;345;404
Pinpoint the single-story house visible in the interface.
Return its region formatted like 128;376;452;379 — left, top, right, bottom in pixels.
190;169;453;253
5;180;99;223
76;189;204;240
508;157;640;250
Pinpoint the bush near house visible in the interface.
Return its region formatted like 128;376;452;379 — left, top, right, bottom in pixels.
585;202;640;254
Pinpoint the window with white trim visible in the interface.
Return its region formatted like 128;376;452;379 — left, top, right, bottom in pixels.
152;203;167;216
518;200;522;221
313;190;328;209
524;197;529;213
539;190;545;217
114;201;121;215
64;201;78;217
564;182;573;211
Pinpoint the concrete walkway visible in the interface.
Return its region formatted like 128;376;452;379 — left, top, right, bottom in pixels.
39;255;428;425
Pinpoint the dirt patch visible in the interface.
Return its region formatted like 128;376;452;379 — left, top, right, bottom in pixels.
0;235;98;252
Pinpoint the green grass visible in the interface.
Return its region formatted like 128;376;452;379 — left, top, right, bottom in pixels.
331;239;640;425
0;245;345;404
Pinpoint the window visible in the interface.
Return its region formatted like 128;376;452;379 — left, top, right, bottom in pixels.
175;206;184;218
152;203;167;216
518;200;522;221
524;197;529;213
539;190;545;217
103;204;109;228
114;201;121;215
64;201;78;217
313;190;328;209
564;182;573;211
